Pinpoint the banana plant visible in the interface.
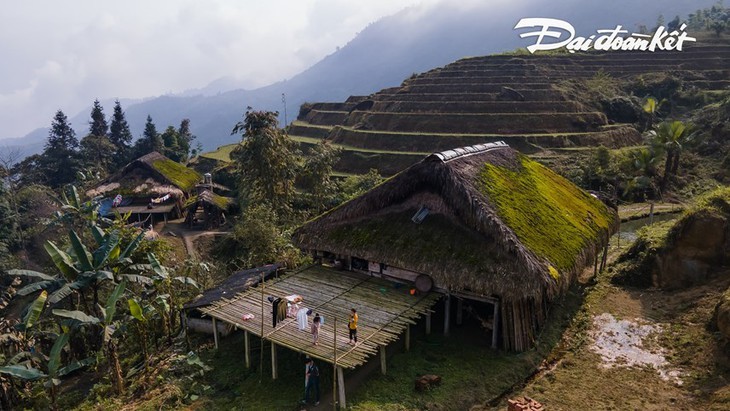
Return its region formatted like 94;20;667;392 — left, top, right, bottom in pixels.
131;253;199;343
0;332;95;410
10;227;149;308
51;280;128;395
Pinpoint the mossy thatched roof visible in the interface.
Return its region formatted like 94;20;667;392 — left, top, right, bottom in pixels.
293;142;617;300
87;152;202;198
183;190;233;210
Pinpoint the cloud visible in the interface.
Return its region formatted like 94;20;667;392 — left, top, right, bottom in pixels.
0;0;425;139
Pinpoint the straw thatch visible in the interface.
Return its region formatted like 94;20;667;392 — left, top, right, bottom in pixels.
184;190;233;229
183;190;233;210
293;141;617;302
294;144;616;298
87;152;201;198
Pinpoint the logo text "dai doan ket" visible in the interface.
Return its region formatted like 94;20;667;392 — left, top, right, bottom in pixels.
514;18;696;54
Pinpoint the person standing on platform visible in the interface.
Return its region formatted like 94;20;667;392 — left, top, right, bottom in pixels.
348;308;358;345
312;313;321;345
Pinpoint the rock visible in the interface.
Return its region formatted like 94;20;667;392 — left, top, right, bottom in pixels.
415;374;442;392
654;210;729;289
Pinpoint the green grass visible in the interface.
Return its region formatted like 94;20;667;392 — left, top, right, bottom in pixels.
200;144;239;162
291;135;430;155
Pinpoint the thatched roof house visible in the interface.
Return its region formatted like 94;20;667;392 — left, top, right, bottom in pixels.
88;152;202;223
183;189;234;229
293;142;617;351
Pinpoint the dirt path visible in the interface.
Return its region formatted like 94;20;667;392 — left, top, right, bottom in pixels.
157;220;229;260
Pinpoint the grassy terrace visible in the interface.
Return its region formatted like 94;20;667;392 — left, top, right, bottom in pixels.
289;121;611;138
199;143;238;162
291;135;430;155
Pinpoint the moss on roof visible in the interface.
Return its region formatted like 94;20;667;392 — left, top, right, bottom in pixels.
184;190;233;210
478;154;614;272
151;157;202;192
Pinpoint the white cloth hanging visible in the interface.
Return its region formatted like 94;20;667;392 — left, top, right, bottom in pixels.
297;308;309;331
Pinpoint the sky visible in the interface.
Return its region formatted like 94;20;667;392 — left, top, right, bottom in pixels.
0;0;434;140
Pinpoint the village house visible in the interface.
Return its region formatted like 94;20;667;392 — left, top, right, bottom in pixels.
87;151;202;227
292;141;618;351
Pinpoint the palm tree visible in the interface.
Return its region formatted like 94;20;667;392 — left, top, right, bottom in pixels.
646;120;695;191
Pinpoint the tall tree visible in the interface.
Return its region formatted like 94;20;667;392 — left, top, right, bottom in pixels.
109;100;133;166
40;110;79;187
301;140;341;213
79;134;116;175
160;126;181;162
80;100;114;175
230;108;298;216
88;99;109;138
177;118;195;160
0;179;16;269
133;115;162;158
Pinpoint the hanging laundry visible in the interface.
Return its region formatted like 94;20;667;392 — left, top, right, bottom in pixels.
277;299;288;324
287;302;300;318
272;297;282;327
297;307;309;331
151;194;171;204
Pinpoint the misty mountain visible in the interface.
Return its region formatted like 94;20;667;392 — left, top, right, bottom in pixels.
3;0;716;157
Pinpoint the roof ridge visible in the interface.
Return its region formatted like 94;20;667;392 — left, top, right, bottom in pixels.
427;141;509;163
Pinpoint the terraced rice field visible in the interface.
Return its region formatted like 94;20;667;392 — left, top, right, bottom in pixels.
292;42;730;175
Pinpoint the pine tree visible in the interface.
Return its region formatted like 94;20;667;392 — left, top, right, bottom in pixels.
133;115;162;158
80;100;114;174
109;100;133;166
40;110;80;187
88;99;109;138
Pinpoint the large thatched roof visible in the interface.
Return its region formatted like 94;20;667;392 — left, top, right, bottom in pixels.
293;142;617;301
87;152;202;198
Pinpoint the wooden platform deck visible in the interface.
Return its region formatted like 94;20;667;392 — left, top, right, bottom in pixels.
200;265;440;369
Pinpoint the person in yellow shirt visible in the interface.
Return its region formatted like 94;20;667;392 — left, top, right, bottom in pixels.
348;308;358;345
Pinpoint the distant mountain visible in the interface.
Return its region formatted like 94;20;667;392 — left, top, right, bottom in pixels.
3;0;717;155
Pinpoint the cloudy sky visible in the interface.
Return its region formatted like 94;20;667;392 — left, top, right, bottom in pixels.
0;0;436;140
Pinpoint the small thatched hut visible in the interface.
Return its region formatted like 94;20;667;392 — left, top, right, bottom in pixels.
183;190;233;229
88;151;202;225
293;142;617;351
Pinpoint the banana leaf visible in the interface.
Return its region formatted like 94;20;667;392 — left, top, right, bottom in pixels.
128;299;146;322
58;357;95;377
69;230;93;272
51;309;100;325
23;290;47;330
104;280;127;323
47;333;70;377
44;241;79;280
93;230;120;268
7;269;55;281
0;365;46;380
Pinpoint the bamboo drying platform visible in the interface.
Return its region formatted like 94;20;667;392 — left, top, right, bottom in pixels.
200;265;440;369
